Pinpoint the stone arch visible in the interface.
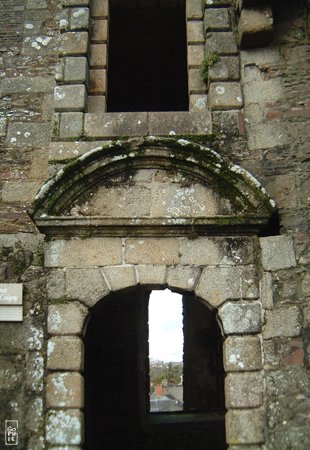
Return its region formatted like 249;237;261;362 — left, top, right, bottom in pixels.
43;137;270;447
30;137;276;237
46;263;265;447
83;285;226;450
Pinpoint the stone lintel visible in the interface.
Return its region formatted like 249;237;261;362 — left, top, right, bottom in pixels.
35;216;270;238
84;111;212;137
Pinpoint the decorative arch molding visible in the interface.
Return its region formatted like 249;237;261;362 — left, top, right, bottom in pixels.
30;137;276;236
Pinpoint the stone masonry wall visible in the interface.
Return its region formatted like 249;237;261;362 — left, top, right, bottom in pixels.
0;0;309;449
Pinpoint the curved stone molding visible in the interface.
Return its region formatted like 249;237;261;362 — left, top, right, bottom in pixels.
30;138;276;236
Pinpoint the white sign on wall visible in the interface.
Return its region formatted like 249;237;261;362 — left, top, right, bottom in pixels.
0;284;23;321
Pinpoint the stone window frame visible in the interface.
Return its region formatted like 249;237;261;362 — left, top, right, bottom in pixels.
54;0;244;140
45;244;267;448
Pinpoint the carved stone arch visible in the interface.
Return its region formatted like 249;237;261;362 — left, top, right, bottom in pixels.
43;137;270;448
31;137;276;236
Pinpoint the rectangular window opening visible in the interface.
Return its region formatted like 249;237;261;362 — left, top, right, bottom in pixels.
148;290;184;413
107;0;189;112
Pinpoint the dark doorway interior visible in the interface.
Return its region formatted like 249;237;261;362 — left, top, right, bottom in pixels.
84;287;227;450
107;0;189;112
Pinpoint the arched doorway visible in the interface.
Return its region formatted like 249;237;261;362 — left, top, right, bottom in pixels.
84;287;226;450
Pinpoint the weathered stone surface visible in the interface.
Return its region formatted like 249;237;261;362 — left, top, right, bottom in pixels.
66;268;109;306
150;182;218;218
235;0;273;10
195;266;241;307
260;272;273;309
45;238;122;267
266;368;309;397
179;237;221;266
64;0;89;5
226;409;265;444
0;317;44;351
91;19;108;42
47;337;83;371
48;302;88;335
209;82;243;110
90;44;107;68
260;235;296;270
69;7;90;30
26;0;47;8
26;435;45;450
188;45;204;67
137;265;167;288
204;7;231;31
190;94;208;111
26;396;44;432
219;302;262;334
61;31;89;55
218;237;257;266
238;7;273;49
0;354;24;391
186;0;204;19
125;239;180;265
189;68;207;93
148;111;211;135
206;32;238;55
87;95;106;113
47;270;65;300
263;307;301;339
167;265;201;292
64;57;88;83
263;338;305;369
59;112;84;139
224;336;263;371
228;446;262;450
0;76;54;95
46;372;84;408
241;46;281;66
88;68;106;94
241;266;259;299
6;122;51;147
265;173;298;210
247;122;288;150
243;71;283;103
54;85;86;112
212;110;240;136
206;0;231;6
225;372;264;408
46;409;83;445
77;183;151;217
187;21;204;43
26;351;44;392
84;112;148;137
2;180;42;203
209;56;240;81
48;447;82;450
102;265;136;291
0;116;7;137
91;0;109;18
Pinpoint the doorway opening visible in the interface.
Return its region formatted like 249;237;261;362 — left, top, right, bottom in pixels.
84;287;226;450
149;290;184;412
107;0;189;112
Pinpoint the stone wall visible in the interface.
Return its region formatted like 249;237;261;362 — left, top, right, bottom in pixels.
0;0;309;449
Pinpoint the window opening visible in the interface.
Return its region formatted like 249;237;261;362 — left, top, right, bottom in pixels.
107;0;189;112
149;290;184;412
148;289;225;414
84;287;226;450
